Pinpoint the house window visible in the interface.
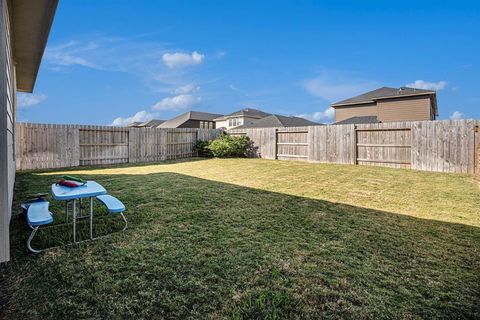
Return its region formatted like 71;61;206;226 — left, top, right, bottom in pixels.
228;118;243;127
208;122;214;129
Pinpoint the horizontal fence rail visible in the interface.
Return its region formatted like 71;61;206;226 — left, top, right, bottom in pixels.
229;119;480;174
15;123;222;170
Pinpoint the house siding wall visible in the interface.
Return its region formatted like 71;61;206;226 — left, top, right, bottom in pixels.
0;0;15;263
215;119;228;129
334;103;377;122
377;96;432;122
217;116;264;130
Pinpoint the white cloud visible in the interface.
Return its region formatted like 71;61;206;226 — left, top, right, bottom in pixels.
17;93;48;108
110;110;158;126
297;107;335;124
449;111;465;120
303;74;377;102
152;94;201;111
406;80;448;91
172;84;199;95
45;41;98;69
162;51;204;68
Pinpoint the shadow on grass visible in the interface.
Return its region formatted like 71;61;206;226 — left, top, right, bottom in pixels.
1;170;480;319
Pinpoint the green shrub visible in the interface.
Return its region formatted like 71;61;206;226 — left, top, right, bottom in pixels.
194;140;212;157
208;134;251;158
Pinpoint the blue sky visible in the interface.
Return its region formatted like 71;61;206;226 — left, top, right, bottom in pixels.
17;0;480;125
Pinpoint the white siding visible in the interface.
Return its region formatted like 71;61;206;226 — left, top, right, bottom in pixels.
0;0;14;263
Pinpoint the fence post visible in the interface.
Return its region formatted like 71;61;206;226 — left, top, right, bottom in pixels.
73;126;80;167
353;125;357;165
274;128;278;160
475;125;479;175
195;129;199;157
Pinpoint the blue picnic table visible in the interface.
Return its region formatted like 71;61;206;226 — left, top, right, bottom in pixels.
51;181;107;243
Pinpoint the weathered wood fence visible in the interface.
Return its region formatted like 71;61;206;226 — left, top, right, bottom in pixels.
15;123;222;170
229;119;480;174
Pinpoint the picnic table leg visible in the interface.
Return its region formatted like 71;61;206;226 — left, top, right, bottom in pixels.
89;197;93;240
73;199;77;243
65;201;69;223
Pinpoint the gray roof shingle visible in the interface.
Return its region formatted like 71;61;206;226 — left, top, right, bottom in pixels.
214;108;271;120
235;114;321;129
159;111;223;128
334;116;380;125
125;121;143;127
139;120;165;127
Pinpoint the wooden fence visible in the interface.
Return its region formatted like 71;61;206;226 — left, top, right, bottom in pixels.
15;123;222;170
229;119;480;174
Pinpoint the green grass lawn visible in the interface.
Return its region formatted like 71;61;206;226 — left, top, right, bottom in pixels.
1;158;480;319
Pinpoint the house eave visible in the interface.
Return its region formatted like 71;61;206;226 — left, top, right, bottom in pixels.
331;101;376;108
12;0;59;92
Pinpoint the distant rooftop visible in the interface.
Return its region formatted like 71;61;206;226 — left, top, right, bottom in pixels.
139;119;165;127
335;116;380;125
125;119;165;128
125;122;143;127
159;111;223;128
235;114;321;129
214;108;271;121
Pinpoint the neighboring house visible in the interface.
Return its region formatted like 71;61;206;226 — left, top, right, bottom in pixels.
126;119;166;128
158;111;223;129
0;0;58;263
331;87;438;124
125;122;143;127
214;108;271;130
234;114;321;129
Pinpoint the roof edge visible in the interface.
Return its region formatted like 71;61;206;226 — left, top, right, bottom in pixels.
331;91;436;108
13;0;59;92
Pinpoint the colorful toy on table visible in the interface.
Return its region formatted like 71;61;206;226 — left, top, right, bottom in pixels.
61;175;87;185
56;175;87;188
56;179;81;188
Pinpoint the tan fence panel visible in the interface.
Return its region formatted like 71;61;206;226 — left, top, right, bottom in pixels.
307;124;355;164
327;124;355;164
79;126;129;166
16;123;222;170
229;127;277;159
16;123;79;170
276;127;309;161
355;123;412;169
411;120;477;173
165;128;198;160
128;128;166;163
